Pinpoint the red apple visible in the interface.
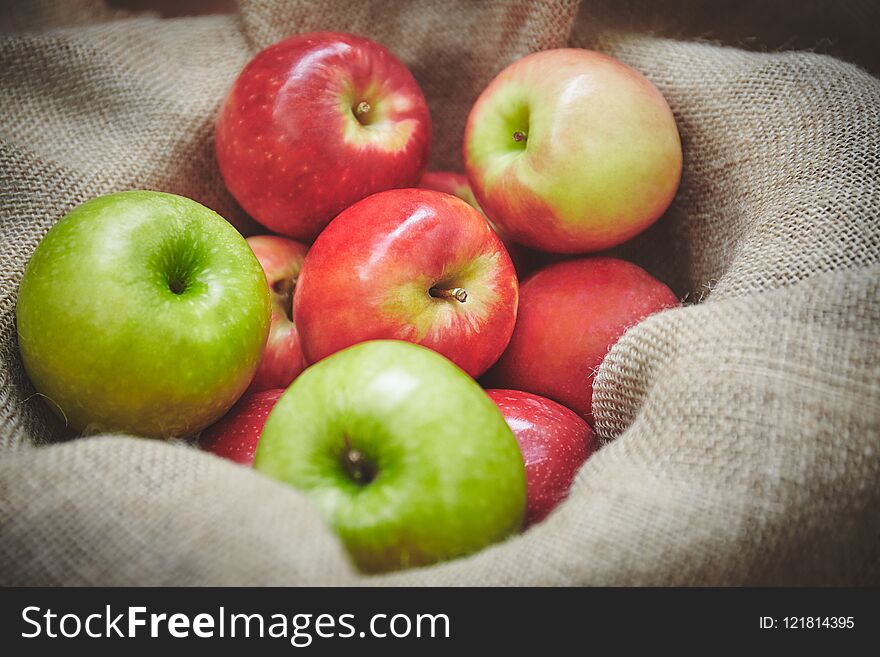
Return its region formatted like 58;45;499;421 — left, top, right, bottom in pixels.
246;235;308;392
487;389;596;526
199;388;284;465
419;171;483;211
418;170;551;279
215;32;432;241
293;188;518;378
486;257;678;422
464;49;682;253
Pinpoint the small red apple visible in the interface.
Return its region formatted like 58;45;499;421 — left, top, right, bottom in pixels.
293;188;519;378
418;170;551;279
419;171;483;211
465;49;682;253
199;388;284;465
216;32;432;241
487;389;596;526
486;257;678;422
246;235;309;392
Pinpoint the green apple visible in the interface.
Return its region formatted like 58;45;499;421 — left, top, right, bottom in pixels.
16;191;271;438
254;340;526;573
464;49;682;253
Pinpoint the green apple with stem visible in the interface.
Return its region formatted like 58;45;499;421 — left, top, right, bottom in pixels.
464;49;682;253
254;340;526;573
16;190;271;438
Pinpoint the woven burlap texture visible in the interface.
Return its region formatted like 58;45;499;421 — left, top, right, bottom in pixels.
1;0;878;585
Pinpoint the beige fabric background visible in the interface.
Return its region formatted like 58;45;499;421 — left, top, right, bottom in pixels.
0;0;878;585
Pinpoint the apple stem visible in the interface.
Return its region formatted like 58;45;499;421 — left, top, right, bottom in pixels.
342;434;375;485
271;277;296;322
356;101;371;117
512;130;527;143
429;286;468;303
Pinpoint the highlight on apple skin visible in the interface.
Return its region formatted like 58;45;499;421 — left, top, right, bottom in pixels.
200;388;284;465
487;389;597;526
246;235;309;392
15;191;271;439
293;188;519;378
485;257;679;423
419;170;483;211
418;170;553;279
464;48;682;254
215;31;432;242
254;340;527;574
11;30;695;579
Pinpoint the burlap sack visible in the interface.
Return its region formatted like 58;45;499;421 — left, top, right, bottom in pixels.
1;0;878;586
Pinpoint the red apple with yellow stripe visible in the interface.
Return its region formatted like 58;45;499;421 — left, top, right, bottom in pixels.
216;32;431;241
464;49;681;254
293;188;518;378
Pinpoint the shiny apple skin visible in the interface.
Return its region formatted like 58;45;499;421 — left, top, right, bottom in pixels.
418;170;550;280
487;389;596;526
200;388;284;465
486;257;678;422
15;191;271;439
464;49;682;253
293;188;519;378
419;171;482;210
216;32;432;241
246;235;308;392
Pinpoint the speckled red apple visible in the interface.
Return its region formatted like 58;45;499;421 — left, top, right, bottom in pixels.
487;389;596;526
216;31;432;241
486;257;678;422
246;235;308;392
293;188;518;378
199;388;284;465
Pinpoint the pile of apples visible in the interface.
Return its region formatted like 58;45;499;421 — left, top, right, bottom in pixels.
15;32;682;573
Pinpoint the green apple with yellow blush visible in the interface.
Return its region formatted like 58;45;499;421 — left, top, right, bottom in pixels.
464;48;682;253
